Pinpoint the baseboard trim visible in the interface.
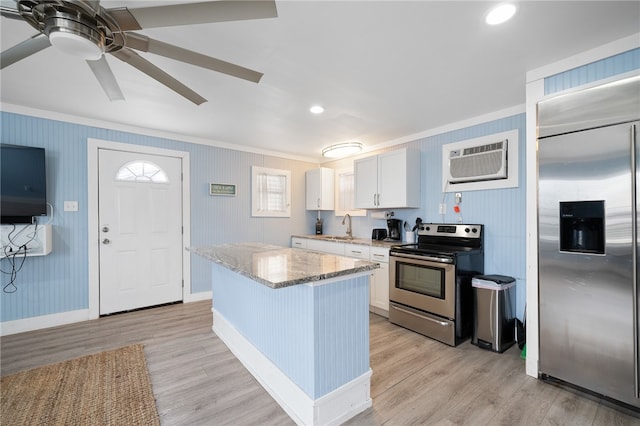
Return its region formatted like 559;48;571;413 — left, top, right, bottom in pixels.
1;293;212;336
212;308;372;426
184;290;212;303
1;309;90;336
369;306;389;318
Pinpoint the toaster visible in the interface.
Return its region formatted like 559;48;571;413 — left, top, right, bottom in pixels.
371;228;387;241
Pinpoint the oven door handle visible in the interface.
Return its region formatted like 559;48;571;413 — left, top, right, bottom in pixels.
391;305;451;326
390;252;454;264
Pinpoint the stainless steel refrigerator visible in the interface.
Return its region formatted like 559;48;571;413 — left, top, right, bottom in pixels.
538;74;640;409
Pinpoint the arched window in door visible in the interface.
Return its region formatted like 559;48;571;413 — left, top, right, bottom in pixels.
116;161;169;183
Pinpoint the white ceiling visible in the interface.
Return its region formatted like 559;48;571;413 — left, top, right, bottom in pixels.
1;1;639;161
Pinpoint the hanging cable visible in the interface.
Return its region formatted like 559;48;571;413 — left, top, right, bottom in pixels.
1;218;40;293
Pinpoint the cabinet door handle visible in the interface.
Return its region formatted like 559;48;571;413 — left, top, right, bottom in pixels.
317;198;320;208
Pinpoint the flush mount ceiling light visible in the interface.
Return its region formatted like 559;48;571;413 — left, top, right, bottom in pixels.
2;1;277;104
485;3;517;25
48;31;104;60
310;105;325;114
44;7;106;60
322;142;362;158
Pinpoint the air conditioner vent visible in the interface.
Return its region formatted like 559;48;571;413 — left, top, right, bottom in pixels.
447;139;507;184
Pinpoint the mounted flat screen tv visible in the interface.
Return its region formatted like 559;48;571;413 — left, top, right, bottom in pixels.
1;144;47;224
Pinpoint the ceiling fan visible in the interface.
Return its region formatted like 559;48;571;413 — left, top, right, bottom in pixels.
0;0;277;105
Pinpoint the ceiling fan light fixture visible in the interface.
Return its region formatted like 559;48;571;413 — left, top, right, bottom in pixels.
48;30;104;60
322;142;362;158
485;3;517;25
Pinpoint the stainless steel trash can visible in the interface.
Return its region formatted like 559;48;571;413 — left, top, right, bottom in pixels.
471;275;516;353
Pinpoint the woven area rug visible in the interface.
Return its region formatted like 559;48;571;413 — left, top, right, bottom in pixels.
1;344;160;426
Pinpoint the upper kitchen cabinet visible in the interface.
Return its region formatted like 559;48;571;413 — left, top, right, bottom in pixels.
354;148;420;209
306;167;335;210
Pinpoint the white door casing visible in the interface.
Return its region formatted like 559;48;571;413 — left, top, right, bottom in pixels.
88;139;194;320
98;148;183;314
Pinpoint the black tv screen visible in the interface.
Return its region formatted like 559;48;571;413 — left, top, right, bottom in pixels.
1;144;47;224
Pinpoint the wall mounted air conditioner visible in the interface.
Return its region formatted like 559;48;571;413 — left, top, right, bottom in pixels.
447;139;508;184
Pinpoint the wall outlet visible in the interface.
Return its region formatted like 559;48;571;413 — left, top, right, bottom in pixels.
64;201;78;212
439;203;446;214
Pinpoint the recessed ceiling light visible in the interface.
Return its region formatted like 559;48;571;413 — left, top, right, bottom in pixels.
310;105;325;114
485;3;517;25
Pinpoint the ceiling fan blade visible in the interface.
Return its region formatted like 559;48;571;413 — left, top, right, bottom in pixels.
1;35;51;69
124;32;262;83
108;1;277;31
0;4;23;20
110;48;207;105
87;55;125;101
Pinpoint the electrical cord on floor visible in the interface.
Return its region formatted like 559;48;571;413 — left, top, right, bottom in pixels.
1;219;40;293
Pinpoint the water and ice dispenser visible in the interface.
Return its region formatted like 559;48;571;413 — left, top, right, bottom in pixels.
559;201;605;254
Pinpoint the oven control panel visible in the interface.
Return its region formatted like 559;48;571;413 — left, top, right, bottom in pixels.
417;223;482;238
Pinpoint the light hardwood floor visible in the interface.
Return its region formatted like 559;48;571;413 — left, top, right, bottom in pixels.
1;300;639;425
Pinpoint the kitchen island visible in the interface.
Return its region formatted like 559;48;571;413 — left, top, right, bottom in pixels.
190;242;379;426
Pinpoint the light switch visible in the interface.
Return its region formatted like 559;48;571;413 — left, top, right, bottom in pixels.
64;201;78;212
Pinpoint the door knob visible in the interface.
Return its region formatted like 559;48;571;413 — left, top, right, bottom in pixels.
102;226;109;232
102;238;111;245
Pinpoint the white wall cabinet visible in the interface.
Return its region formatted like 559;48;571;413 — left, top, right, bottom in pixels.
306;168;335;210
354;148;420;209
291;237;389;317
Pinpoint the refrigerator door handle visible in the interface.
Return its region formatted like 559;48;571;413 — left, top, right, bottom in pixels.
633;123;639;399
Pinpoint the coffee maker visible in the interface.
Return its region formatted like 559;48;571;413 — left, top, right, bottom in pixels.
386;219;403;241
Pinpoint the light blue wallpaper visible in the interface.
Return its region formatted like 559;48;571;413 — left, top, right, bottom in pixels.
0;112;315;322
212;264;369;398
544;47;640;94
2;45;638;325
321;114;527;319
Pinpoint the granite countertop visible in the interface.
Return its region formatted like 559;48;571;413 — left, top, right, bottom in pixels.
291;234;402;249
190;242;379;289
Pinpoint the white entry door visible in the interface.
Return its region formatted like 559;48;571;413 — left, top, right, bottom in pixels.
98;148;183;315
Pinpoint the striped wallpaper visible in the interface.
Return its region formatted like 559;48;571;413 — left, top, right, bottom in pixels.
0;114;315;322
212;264;369;398
322;114;528;319
544;48;640;95
2;46;638;324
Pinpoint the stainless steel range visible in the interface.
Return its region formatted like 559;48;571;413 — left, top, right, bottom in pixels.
388;223;484;346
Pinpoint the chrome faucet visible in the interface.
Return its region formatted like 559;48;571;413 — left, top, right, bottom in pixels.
342;213;352;239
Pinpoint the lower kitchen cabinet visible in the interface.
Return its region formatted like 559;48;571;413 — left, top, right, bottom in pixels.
291;237;307;249
291;237;390;317
369;247;389;317
306;239;345;255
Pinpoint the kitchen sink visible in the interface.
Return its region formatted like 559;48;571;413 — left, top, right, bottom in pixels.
318;235;354;241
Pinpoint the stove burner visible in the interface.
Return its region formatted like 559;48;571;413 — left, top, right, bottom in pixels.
390;223;483;258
